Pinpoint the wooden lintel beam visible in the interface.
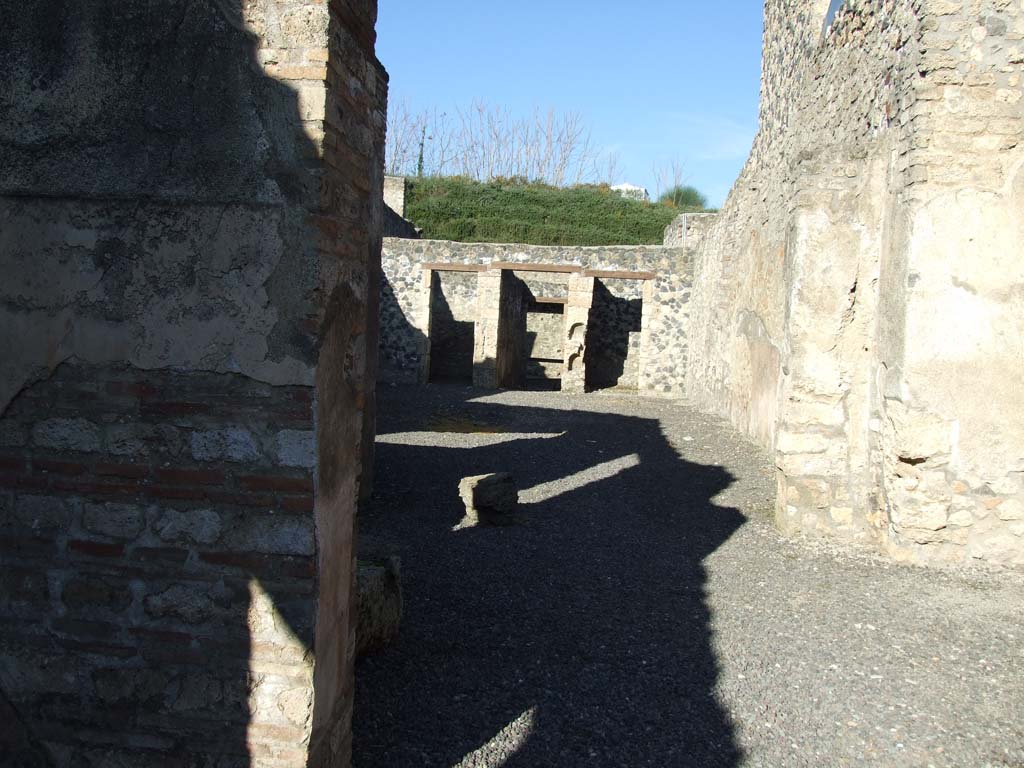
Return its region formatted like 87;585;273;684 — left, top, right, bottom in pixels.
584;269;656;281
422;263;488;272
491;262;583;274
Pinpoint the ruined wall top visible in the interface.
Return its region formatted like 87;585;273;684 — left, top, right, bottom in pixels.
663;213;718;249
0;0;388;412
384;175;407;217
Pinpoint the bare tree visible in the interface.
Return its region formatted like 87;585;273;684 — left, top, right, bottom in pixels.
384;99;421;176
386;99;614;186
652;157;688;200
591;150;624;186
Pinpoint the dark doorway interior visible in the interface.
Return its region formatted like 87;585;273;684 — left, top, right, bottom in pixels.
429;271;477;383
585;279;643;391
525;299;565;390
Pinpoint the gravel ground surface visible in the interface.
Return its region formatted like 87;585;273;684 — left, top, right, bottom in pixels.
353;384;1024;768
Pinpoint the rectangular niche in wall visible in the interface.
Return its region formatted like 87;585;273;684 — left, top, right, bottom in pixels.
510;269;572;391
585;278;644;392
525;298;566;390
428;269;478;383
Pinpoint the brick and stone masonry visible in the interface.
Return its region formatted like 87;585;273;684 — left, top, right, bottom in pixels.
0;0;387;765
685;0;1024;568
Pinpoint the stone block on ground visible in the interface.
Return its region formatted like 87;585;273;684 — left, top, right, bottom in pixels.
457;472;518;528
356;556;402;658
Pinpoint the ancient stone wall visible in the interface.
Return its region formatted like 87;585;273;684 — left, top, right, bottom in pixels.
384;175;407;216
380;239;693;395
663;213;719;249
382;176;419;239
0;0;387;764
525;307;566;381
687;0;1024;567
587;278;645;391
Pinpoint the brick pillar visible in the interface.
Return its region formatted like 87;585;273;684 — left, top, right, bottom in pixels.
0;1;387;766
562;275;595;394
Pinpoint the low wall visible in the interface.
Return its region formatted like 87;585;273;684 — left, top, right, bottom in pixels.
380;240;693;396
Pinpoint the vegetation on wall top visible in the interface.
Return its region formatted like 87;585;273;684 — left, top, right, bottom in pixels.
658;185;708;210
404;176;706;247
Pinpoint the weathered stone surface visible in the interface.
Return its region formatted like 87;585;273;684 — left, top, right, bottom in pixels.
997;499;1024;522
190;429;261;463
380;239;693;396
154;508;223;546
0;689;48;768
171;673;223;713
82;502;146;540
275;429;317;468
685;0;1024;568
93;669;170;706
62;576;132;613
457;472;519;527
384;175;407;217
12;496;72;535
31;418;101;453
0;0;388;764
144;584;216;625
0;422;27;448
356;557;403;658
663;212;717;249
223;515;315;557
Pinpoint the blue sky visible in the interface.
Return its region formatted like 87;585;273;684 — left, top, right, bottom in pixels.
376;0;765;207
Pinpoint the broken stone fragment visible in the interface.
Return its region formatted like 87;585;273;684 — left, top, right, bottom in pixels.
356;557;402;658
457;472;518;528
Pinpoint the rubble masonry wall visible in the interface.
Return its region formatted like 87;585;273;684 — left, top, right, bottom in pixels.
380;239;694;396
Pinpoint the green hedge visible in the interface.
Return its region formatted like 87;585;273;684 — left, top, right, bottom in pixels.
404;177;692;246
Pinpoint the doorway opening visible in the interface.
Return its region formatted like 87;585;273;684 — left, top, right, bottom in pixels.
585;278;644;392
525;297;566;390
428;270;477;383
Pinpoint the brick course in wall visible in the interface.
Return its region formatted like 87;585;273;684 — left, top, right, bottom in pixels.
0;0;387;763
686;0;1024;568
1;366;318;765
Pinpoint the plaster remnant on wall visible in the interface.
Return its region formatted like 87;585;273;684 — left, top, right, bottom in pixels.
686;0;1024;568
0;0;388;764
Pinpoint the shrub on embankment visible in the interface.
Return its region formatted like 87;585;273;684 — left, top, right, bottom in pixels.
404;176;701;246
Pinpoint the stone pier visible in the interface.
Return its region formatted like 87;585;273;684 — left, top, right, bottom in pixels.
0;0;388;764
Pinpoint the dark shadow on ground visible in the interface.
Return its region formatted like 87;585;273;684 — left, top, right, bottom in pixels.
354;384;746;767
